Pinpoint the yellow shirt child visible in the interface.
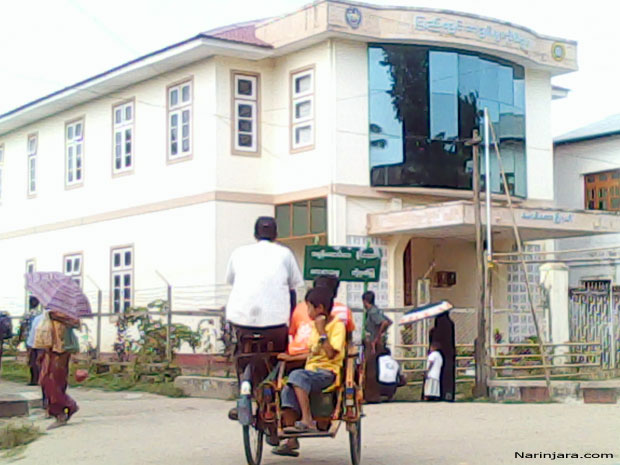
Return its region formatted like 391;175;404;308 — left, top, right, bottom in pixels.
305;318;346;387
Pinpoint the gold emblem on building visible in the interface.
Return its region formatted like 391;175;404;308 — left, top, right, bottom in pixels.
551;42;566;62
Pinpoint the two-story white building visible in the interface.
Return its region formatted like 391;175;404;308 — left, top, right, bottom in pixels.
2;1;619;353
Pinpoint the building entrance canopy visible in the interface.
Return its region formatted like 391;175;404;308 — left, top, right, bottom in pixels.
367;201;620;241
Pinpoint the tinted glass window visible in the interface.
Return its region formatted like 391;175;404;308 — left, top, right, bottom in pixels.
368;44;526;197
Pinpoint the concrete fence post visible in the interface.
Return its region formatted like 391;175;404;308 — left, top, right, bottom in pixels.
539;263;569;365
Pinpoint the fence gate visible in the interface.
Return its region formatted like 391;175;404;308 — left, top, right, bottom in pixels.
569;280;619;369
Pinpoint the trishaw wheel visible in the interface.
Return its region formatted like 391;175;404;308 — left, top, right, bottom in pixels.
348;420;362;465
242;424;264;465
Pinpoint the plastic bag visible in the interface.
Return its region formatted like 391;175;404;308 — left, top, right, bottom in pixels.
377;353;400;385
33;311;53;349
63;327;80;353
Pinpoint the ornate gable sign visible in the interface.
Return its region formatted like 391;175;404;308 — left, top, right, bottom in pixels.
326;3;577;73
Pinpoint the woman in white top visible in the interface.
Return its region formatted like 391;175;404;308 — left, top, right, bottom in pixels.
424;341;443;401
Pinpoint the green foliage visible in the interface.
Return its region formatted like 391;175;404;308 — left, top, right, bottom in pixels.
114;300;202;363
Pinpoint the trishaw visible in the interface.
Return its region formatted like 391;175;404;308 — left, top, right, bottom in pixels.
236;333;365;465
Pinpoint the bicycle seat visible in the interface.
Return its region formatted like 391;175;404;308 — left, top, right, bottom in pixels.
239;334;275;354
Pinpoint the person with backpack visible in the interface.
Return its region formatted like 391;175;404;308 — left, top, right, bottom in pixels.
361;291;392;402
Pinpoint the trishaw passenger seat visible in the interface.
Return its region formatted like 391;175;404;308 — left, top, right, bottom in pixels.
310;391;337;418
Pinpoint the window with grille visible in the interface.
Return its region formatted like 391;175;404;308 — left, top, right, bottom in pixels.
27;134;37;195
290;68;315;151
113;101;134;173
111;247;133;313
275;197;327;240
584;169;620;212
232;73;259;154
65;120;84;186
64;253;83;288
167;81;192;160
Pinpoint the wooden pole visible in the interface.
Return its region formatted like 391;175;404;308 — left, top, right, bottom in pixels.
96;290;102;360
166;285;173;362
467;130;488;397
488;122;552;395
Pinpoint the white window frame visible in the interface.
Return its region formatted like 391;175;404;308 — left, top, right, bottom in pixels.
0;144;4;202
27;134;37;196
111;246;133;313
113;101;134;174
65;119;84;187
167;80;192;161
232;72;259;154
290;67;315;152
63;253;83;288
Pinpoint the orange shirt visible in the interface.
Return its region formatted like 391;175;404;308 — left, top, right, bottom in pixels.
288;301;355;355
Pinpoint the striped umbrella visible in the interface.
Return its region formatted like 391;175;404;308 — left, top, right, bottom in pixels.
25;272;92;319
398;301;453;326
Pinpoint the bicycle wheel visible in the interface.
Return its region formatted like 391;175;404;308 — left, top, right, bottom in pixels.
348;420;362;465
242;423;264;465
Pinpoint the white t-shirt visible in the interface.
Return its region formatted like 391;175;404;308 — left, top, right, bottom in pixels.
225;240;304;327
426;350;443;380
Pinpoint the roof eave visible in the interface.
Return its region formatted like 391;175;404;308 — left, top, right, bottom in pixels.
554;131;620;146
0;35;273;136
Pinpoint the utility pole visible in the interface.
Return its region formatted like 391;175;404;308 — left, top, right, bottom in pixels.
467;129;488;397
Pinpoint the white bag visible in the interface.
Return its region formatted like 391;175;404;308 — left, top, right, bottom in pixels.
377;354;400;385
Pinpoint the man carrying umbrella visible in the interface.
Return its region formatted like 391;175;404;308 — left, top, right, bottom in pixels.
26;271;92;429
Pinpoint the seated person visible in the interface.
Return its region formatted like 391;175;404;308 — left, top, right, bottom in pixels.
277;286;346;437
288;276;354;358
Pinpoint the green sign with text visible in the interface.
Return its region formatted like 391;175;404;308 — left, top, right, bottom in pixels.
303;245;382;283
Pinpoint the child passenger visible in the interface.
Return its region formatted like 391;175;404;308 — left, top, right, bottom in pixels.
278;286;346;434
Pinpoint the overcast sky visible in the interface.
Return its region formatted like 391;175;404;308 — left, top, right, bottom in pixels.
1;0;618;136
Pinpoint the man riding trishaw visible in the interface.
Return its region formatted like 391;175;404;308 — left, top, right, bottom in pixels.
225;217;364;465
225;216;303;429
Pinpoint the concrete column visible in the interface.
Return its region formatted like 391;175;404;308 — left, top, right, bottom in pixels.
327;193;348;304
539;263;569;364
385;235;410;351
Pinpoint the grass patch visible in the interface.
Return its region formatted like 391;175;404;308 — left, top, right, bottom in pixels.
0;361;30;384
75;374;185;398
0;422;42;452
1;361;185;398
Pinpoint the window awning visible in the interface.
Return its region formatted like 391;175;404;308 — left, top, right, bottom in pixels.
367;201;620;241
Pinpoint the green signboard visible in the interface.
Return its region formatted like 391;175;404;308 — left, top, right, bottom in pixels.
303;245;382;283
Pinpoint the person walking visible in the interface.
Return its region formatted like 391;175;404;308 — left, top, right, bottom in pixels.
225;216;304;428
25;296;45;386
362;291;392;403
38;309;81;429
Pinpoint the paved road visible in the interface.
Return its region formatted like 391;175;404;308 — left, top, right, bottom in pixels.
2;381;619;465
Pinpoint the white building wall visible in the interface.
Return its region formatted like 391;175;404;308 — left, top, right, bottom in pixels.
554;136;620;209
214;200;275;283
525;69;554;202
0;59;218;234
333;40;370;187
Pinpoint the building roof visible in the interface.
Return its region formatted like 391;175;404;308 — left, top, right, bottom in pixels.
554;114;620;145
0;0;578;136
204;19;273;47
